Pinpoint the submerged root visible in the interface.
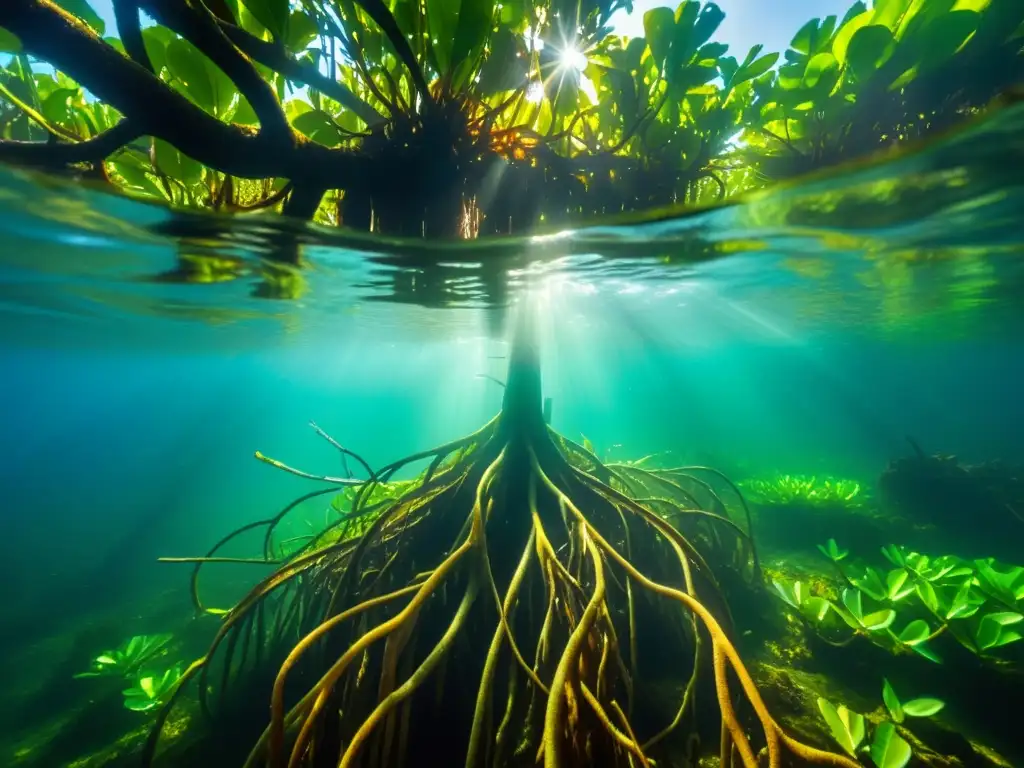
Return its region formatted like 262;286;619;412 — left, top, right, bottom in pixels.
143;340;856;767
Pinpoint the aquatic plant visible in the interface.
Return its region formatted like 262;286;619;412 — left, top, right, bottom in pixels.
140;316;856;768
122;663;186;713
817;696;912;768
774;541;1024;662
880;679;944;724
743;474;865;509
73;633;174;679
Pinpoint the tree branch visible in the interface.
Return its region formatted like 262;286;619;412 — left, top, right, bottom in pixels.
140;0;293;149
0;0;281;178
0;120;142;166
213;18;385;127
112;0;153;72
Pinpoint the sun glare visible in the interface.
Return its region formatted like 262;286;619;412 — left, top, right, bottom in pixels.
559;46;588;73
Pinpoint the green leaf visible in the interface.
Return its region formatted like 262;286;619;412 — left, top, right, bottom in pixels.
897;619;930;646
165;38;237;119
844;24;895;81
153;139;204;186
871;722;912;768
139;676;156;698
735;51;779;83
873;0;914;29
292;109;345;147
644;7;676;70
887;569;913;600
772;579;804;609
842;588;863;619
691;2;725;49
477;28;526;94
902;698;944;717
240;0;289;41
450;0;495;87
166;38;215;113
917;10;981;69
53;0;105;35
802;52;838;88
427;0;459;73
833;9;874;64
882;678;904;723
41;87;80;127
0;27;21;53
285;11;319;54
817;697;865;757
862;609;896;631
817;538;848;561
911;642;942;663
916;580;939;612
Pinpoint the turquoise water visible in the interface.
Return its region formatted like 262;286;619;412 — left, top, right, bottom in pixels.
1;105;1023;766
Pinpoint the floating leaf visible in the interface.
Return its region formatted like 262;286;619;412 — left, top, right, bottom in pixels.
871;721;912;768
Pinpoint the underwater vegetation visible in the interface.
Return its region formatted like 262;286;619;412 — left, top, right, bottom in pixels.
815;676;946;768
73;633;174;680
73;633;188;714
2;0;1022;234
127;319;870;768
774;540;1024;663
743;474;865;510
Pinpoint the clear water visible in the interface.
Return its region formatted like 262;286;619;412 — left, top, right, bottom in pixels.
1;105;1022;766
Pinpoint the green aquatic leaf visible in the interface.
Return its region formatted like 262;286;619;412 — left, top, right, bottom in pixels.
870;721;912;768
897;619;930;646
850;568;887;601
817;538;849;562
975;611;1023;651
902;697;944;718
862;609;896;632
915;579;939;612
817;697;865;757
887;569;914;601
803;52;838;88
911;642;942;664
882;678;904;723
842;587;863;619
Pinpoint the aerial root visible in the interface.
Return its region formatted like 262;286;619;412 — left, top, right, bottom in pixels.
146;419;857;768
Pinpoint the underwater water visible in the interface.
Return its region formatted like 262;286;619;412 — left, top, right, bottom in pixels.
0;105;1023;768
